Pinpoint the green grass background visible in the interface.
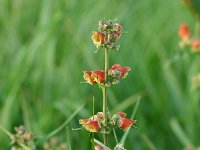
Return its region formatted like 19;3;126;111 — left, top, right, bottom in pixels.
0;0;200;149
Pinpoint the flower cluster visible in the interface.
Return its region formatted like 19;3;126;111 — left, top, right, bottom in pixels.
83;64;131;86
178;23;200;52
10;125;33;149
79;112;136;133
91;19;123;51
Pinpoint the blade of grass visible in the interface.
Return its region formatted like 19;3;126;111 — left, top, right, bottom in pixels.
170;118;193;147
110;92;144;114
46;102;86;139
141;133;157;150
66;127;72;150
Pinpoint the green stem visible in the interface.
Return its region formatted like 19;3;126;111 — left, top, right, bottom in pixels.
18;143;32;150
102;47;109;145
91;133;95;150
0;123;13;138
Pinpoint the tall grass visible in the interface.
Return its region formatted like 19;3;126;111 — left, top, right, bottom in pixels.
0;0;199;149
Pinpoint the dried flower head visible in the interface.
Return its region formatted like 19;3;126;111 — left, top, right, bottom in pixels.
10;125;33;149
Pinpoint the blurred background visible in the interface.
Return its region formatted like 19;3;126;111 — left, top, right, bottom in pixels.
0;0;200;149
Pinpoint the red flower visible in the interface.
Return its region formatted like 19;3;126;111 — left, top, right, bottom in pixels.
83;70;105;85
110;64;131;79
191;39;200;52
91;32;105;47
178;24;190;39
118;118;137;131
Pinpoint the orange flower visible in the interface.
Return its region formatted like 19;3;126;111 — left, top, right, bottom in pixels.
110;64;131;79
118;118;137;131
91;70;105;83
83;71;96;85
91;32;105;47
178;23;190;39
83;70;105;85
191;39;200;52
82;120;101;132
79;113;102;132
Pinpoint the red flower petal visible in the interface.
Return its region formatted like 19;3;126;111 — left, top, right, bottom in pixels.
118;118;137;131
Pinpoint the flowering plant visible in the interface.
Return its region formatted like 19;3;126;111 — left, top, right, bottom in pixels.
79;19;137;150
